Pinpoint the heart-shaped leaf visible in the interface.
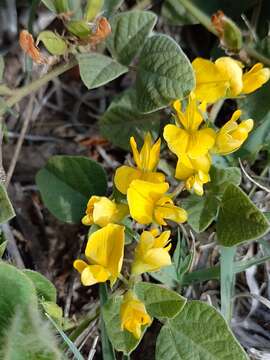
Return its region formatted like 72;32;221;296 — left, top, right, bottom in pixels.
156;300;248;360
217;184;270;246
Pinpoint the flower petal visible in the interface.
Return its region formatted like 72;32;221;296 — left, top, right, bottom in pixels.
192;57;229;103
188;128;216;158
73;259;88;273
85;224;125;285
242;63;270;94
127;180;169;225
215;57;243;96
163;124;189;156
81;265;110;286
114;165;142;194
132;248;172;275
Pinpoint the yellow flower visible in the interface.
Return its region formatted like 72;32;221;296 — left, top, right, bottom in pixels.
192;57;229;103
127;180;187;225
242;63;270;94
132;229;171;275
73;224;125;286
82;196;129;227
175;154;211;196
212;110;254;155
120;291;151;339
215;57;243;96
193;57;270;103
114;133;165;194
163;93;216;159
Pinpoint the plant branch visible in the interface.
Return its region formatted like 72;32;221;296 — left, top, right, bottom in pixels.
177;0;217;35
244;45;270;67
1;59;77;116
177;0;270;66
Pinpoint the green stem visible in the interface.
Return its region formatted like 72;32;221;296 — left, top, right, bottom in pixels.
99;284;116;360
244;45;270;67
1;59;77;116
177;0;217;35
220;246;236;323
177;0;270;66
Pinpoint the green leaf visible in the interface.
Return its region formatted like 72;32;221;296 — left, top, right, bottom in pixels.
135;282;186;319
46;312;84;360
103;0;123;17
41;0;57;12
156;300;248;360
208;166;241;193
182;253;270;285
136;34;195;113
36;155;107;224
99;284;116;360
41;0;81;15
182;166;241;233
237;82;270;160
1;307;63;360
220;246;236;323
0;262;38;338
0;263;62;359
66;20;91;38
103;296;147;355
37;31;67;55
99;89;160;150
182;194;219;233
150;265;178;288
85;0;104;21
0;181;15;225
107;10;157;66
0;57;4;82
77;53;128;90
22;269;57;303
0;240;7;258
217;184;270;247
41;301;63;326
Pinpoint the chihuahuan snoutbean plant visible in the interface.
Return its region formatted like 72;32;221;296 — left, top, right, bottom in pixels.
1;0;270;359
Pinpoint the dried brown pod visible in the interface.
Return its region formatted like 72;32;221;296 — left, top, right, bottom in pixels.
19;30;47;64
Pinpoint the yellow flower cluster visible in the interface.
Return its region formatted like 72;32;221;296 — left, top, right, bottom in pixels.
74;133;187;338
73;56;269;340
164;57;269;196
